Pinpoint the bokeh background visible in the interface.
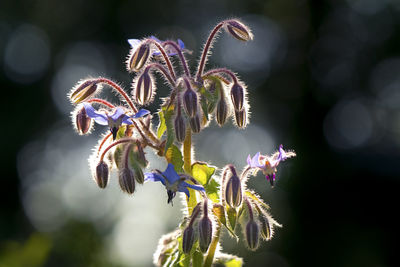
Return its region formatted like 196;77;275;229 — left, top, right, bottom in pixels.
1;0;399;266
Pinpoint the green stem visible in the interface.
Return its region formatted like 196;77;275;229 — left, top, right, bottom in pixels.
183;127;197;215
203;222;221;267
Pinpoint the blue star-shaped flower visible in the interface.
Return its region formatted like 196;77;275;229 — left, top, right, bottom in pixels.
82;103;150;140
145;163;205;204
247;145;296;186
128;36;185;57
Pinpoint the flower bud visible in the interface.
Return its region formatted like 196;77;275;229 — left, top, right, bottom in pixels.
234;108;247;129
133;165;145;184
174;112;186;142
75;106;92;135
245;220;260;250
198;216;213;253
230;83;244;111
95;161;109;189
128;43;151;72
69;80;98;104
119;168;136;194
134;71;153;105
225;172;242;208
259;215;271;240
225;20;253;41
189;115;201;133
182;226;195;254
182;88;198;117
216;96;228;126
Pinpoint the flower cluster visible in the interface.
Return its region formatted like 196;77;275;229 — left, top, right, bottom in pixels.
67;19;295;267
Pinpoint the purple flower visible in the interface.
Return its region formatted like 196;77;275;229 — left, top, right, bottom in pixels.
145;163;205;205
82;103;150;140
127;36;185;57
247;145;296;187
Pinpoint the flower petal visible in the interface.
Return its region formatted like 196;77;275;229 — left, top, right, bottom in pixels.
178;39;185;50
248;152;263;168
110;107;126;121
144;172;166;186
131;109;150;118
183;182;205;192
128;39;141;50
162;163;180;184
82;103;108;125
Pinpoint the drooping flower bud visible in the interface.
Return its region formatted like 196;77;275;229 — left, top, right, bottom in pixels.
75;106;92;135
118;168;136;194
133;165;145;184
95;161;109;189
225;20;253;42
182;226;195;254
245;220;260;250
128;42;151;72
225;166;242;208
182;88;198;117
69;79;99;104
198;200;213;253
189;115;201;133
216;96;228;126
234;108;247;129
174;110;186;142
230;83;244;111
134;71;153;105
259;215;271;241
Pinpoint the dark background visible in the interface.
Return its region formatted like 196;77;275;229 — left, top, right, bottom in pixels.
1;0;399;266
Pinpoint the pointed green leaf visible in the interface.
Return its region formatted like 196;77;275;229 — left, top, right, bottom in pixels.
212;204;238;238
205;178;220;203
165;145;184;173
245;190;270;211
157;105;175;155
227;206;237;230
192;249;204;267
191;162;215;185
215;253;243;267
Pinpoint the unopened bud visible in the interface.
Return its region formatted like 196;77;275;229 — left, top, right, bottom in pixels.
69;80;98;104
133;165;145;184
198;216;213;253
174;112;186;142
95;161;109;188
230;83;244;111
182;88;198;117
225;171;242;208
234;108;247;129
119;168;136;194
182;226;195;254
75;107;92;135
128;43;151;72
225;20;253;41
245;220;260;250
134;71;153;105
189;115;201;133
216;96;228;126
259;216;271;240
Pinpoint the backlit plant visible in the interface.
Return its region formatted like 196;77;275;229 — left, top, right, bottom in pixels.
68;19;295;267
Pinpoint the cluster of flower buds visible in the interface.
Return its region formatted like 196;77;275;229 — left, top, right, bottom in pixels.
182;199;214;254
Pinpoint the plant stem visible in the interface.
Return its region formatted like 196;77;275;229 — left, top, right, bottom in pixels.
183;127;197;215
203;221;221;267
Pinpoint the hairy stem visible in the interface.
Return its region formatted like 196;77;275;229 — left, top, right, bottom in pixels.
96;78;138;113
183;127;197;215
145;63;176;87
87;98;115;109
162;40;190;77
147;39;176;81
99;138;135;161
203;68;238;84
196;22;224;81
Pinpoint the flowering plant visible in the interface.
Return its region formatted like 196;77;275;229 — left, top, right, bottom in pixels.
68;19;295;266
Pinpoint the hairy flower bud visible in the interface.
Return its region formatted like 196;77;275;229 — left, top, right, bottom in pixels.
174;112;186;142
225;171;242;208
230;83;244;111
69;79;98;104
119;168;136;194
95;161;109;189
128;42;151;72
189;115;201;133
216;96;228;126
182;88;198;117
234;108;247;128
75;106;92;135
198;216;213;253
133;165;145;184
182;226;195;254
134;71;153;105
225;20;253;41
245;220;260;250
259;215;271;240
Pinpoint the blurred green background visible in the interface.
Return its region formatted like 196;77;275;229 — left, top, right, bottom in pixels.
1;0;399;266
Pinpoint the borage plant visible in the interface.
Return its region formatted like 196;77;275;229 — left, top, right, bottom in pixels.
68;19;296;267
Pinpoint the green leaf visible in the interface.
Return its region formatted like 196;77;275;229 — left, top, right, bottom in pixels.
215;253;243;267
212;204;237;238
205;178;220;203
191;162;215;185
157;107;167;139
192;249;204;267
165;145;184;172
227;206;237;230
198;76;222;120
245;190;270;211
